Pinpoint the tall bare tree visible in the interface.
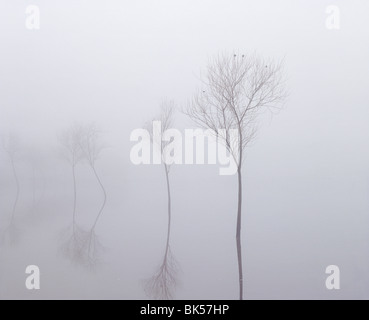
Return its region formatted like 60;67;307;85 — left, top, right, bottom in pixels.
59;125;86;263
1;134;21;245
145;100;179;300
79;124;107;267
59;124;107;267
185;53;286;299
60;126;84;228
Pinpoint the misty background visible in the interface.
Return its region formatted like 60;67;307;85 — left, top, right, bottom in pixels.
1;0;369;299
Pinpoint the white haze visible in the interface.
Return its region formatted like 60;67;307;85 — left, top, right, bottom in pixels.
0;0;369;299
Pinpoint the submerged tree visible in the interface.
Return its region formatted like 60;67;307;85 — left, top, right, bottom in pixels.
185;53;287;299
1;134;21;245
145;100;179;300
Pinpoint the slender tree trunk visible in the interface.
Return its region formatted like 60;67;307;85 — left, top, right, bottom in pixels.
236;167;243;300
32;167;36;208
72;164;77;235
164;165;172;259
91;166;107;231
236;133;244;300
10;160;19;224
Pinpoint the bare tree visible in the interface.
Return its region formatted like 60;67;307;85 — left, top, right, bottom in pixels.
59;124;106;268
185;53;287;299
145;100;179;300
59;126;84;231
58;125;86;263
79;124;107;267
27;147;46;213
1;134;21;245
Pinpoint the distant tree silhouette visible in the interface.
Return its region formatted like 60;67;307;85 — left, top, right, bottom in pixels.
145;100;179;300
59;124;107;268
59;125;86;264
27;146;46;213
79;124;107;268
1;134;21;245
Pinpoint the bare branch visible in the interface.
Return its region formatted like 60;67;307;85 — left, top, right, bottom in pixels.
58;125;84;166
79;124;105;168
145;247;178;300
185;52;287;167
145;99;176;169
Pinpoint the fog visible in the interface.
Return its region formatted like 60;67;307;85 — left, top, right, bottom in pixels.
1;0;369;300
